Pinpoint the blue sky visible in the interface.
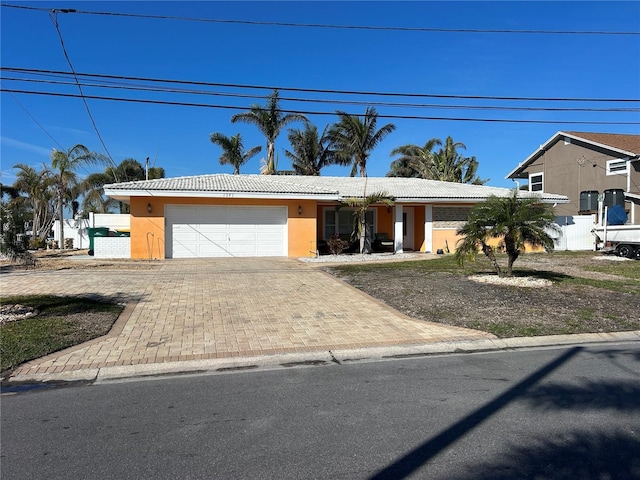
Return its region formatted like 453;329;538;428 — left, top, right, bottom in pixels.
2;1;639;191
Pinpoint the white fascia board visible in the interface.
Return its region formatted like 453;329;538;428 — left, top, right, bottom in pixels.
504;131;566;179
504;131;639;180
103;188;340;202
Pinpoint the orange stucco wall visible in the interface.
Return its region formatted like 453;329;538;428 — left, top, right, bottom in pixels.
432;229;545;254
413;206;426;252
376;206;394;237
432;230;464;253
129;197;317;259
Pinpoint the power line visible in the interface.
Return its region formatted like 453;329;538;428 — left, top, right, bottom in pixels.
3;87;639;125
5;75;640;114
49;9;118;178
1;82;64;150
3;67;639;104
2;3;638;36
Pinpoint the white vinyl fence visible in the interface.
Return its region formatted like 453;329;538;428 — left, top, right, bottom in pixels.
53;213;130;250
551;215;596;251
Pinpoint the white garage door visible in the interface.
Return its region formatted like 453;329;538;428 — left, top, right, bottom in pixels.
165;205;287;258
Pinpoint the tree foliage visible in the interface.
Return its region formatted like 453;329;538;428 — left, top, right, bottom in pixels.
50;144;106;248
284;123;334;176
454;191;559;277
231;90;307;175
388;138;441;179
12;163;56;241
388;136;488;184
327;107;396;177
342;190;395;254
209;132;261;175
82;158;165;214
1;183;35;265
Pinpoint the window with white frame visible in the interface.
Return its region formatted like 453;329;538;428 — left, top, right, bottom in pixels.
606;159;628;176
529;173;543;192
323;207;375;240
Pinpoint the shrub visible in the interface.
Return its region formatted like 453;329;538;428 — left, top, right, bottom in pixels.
327;234;350;255
29;238;46;250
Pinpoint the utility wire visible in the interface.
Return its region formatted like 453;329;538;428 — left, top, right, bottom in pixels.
3;87;639;125
2;3;639;36
1;82;64;150
3;67;639;104
5;75;640;113
49;9;118;178
2;81;92;178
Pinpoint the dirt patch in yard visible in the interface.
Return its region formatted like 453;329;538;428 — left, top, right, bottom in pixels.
327;253;640;338
0;249;161;272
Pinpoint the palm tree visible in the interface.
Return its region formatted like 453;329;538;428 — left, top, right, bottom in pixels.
327;106;396;177
82;158;165;214
81;172;119;213
231;90;307;175
209;132;262;175
50;144;105;249
284;123;334;176
454;190;558;277
12;163;56;242
431;136;488;185
342;191;395;254
388;138;442;178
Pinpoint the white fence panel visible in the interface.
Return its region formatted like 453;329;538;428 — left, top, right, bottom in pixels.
91;213;130;231
552;215;596;251
53;218;90;249
53;214;131;250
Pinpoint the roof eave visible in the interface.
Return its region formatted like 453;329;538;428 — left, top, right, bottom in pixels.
103;188;341;202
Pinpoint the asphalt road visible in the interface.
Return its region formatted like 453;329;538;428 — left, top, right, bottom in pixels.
2;343;639;480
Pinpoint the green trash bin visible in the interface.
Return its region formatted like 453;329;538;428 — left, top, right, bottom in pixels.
87;227;109;255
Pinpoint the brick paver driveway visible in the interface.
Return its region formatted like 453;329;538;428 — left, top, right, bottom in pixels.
2;258;493;377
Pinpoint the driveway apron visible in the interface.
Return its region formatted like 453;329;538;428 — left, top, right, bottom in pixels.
2;258;493;376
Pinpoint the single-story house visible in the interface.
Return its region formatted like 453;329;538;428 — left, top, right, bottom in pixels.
103;174;568;259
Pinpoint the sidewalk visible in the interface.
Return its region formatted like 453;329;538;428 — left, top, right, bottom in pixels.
3;258;639;384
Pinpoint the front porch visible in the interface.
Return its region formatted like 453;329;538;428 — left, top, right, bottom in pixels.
314;203;472;255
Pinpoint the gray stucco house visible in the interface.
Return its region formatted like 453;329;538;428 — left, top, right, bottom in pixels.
506;131;640;225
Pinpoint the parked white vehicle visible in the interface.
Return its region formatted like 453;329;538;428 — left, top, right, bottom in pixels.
593;224;640;259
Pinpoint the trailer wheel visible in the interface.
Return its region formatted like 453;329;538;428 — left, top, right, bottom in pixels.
635;247;640;261
616;244;634;259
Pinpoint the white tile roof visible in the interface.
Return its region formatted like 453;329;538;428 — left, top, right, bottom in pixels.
104;174;568;203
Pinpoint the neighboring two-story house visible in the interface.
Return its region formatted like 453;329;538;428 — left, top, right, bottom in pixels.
506;131;640;225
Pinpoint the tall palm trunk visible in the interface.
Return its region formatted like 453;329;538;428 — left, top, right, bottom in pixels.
266;142;275;174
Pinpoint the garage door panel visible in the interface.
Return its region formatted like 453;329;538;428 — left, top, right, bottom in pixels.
172;224;199;241
166;205;286;258
198;242;230;257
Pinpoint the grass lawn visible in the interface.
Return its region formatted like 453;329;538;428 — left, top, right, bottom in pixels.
0;295;123;374
328;252;640;338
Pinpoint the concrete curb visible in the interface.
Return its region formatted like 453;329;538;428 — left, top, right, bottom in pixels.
5;331;639;385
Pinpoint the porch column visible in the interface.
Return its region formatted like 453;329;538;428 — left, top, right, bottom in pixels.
394;204;403;253
424;204;433;253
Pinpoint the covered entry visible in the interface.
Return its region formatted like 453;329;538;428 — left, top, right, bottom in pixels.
165;205;287;258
